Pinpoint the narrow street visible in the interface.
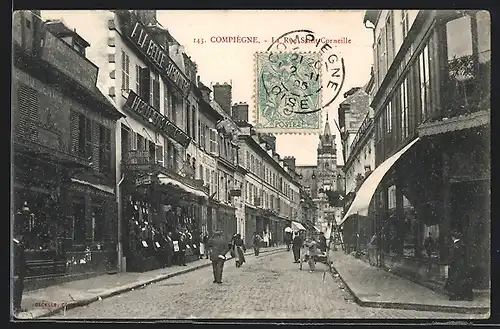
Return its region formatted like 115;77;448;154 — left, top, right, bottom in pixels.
50;251;474;319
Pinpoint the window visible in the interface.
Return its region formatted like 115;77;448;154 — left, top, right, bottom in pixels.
137;134;145;151
121;51;130;90
192;106;196;141
150;74;160;109
25;17;31;29
99;125;112;175
418;45;431;122
155;144;164;166
380;27;387;82
121;125;130;162
401;10;409;39
402;78;410;140
444;14;481;113
78;114;92;159
386;12;395;65
476;11;491;105
186;101;191;137
385;101;392;134
18;84;39;140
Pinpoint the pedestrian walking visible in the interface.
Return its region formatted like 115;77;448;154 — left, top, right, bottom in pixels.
202;233;210;259
292;232;303;263
231;233;246;268
319;233;327;253
13;233;27;314
263;231;269;248
284;232;292;251
444;231;473;301
208;230;230;284
252;232;262;256
304;238;319;272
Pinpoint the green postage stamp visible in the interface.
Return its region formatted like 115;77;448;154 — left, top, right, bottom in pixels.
254;51;322;134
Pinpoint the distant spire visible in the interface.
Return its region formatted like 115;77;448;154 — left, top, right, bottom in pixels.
323;112;331;136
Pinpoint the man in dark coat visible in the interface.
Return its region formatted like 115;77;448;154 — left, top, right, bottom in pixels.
284;232;292;251
292;232;303;263
444;231;473;301
202;233;210;259
163;232;174;267
178;233;187;266
252;232;262;256
319;233;327;253
208;230;230;284
13;234;27;313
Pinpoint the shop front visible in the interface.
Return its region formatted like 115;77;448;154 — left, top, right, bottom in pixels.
244;205;259;247
13;148;118;290
121;161;208;272
215;202;237;243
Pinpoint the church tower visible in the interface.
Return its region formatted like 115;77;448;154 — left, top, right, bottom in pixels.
314;113;342;233
316;113;337;194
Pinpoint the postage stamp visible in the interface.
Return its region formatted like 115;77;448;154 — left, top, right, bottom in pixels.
254;51;322;134
254;29;346;134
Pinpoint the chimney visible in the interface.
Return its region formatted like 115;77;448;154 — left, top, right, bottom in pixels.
212;82;232;116
231;102;249;122
283;156;296;171
259;133;276;153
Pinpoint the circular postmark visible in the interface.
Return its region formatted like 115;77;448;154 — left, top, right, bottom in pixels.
265;29;346;114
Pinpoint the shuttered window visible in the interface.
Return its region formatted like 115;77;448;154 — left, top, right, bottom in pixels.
121;51;130;90
70;111;79;154
99;125;112;175
18;84;39;141
77;113;92;159
150;74;160;109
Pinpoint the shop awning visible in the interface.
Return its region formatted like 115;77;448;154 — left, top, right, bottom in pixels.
341;137;420;225
157;174;208;199
291;221;306;232
70;178;115;194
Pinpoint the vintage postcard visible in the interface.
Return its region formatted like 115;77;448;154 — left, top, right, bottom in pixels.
11;9;490;321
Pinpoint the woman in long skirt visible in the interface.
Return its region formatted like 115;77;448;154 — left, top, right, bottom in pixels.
232;234;246;268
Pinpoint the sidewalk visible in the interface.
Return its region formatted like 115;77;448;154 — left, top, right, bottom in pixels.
14;246;285;320
329;251;490;315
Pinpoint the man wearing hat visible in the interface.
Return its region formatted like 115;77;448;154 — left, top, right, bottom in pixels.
13;232;27;314
208;230;230;284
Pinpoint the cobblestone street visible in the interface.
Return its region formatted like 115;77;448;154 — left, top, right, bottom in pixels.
50;251;478;319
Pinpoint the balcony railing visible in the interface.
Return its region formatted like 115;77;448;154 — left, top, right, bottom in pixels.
124;150;208;195
349;114;373;159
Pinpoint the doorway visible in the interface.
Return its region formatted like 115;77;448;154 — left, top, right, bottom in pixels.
450;179;490;289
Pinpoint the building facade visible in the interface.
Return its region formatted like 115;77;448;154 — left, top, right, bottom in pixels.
12;11;124;289
360;10;490;292
237;124;302;247
338;84;375;253
43;10;215;272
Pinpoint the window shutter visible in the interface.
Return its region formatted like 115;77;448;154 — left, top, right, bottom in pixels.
18;84;39;142
131;132;137;150
91;122;99;170
155;144;164;166
140;68;151;101
70;111;79;154
387;12;394;66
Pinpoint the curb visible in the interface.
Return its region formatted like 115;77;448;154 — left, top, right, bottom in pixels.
21;247;285;319
329;263;490;315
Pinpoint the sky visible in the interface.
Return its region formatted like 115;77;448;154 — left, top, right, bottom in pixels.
42;10;374;166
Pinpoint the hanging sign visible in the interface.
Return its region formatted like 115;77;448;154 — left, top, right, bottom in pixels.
136;175;153;186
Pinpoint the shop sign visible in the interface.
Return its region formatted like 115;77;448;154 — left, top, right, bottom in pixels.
229;189;241;197
128;150;151;164
123;90;191;148
136;175;152;186
120;13;190;95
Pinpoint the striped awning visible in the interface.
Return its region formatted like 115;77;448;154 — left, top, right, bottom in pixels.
291;221;306;232
70;178;114;194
